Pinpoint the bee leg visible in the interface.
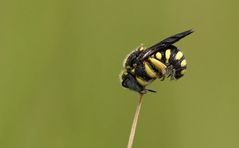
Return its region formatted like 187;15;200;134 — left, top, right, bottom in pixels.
159;65;167;80
146;89;157;93
165;65;172;76
139;90;147;94
169;69;176;80
159;68;167;81
160;76;166;81
165;65;176;80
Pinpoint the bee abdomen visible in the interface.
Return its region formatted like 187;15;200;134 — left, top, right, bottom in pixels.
144;62;158;78
155;45;187;79
174;67;186;79
134;62;153;82
148;58;167;76
134;61;160;87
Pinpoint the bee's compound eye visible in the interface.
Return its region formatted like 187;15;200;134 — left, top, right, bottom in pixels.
121;73;129;88
121;72;144;93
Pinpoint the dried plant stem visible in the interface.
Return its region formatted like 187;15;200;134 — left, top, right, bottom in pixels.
127;94;144;148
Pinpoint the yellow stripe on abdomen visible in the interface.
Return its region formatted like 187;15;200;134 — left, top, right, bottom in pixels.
181;69;186;75
165;49;171;63
144;62;157;78
181;59;187;67
136;76;149;86
175;51;183;60
148;58;167;75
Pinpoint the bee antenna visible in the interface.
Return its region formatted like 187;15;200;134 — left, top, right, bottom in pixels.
147;89;157;93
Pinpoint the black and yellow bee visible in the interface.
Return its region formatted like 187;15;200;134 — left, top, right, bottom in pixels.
120;30;193;94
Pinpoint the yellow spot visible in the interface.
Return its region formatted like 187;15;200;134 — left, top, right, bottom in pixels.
139;47;144;51
136;77;148;86
148;58;167;75
175;51;183;60
181;69;186;75
165;49;171;63
137;44;145;51
155;52;162;60
181;59;187;67
144;62;157;78
131;68;135;74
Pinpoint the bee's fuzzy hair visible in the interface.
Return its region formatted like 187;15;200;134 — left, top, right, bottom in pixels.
122;44;145;68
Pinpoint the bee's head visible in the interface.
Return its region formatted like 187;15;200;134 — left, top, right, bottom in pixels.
120;72;145;94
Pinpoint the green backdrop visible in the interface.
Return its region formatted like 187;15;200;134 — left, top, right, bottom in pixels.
1;0;239;148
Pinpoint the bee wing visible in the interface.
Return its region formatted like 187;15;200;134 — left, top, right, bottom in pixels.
138;29;193;60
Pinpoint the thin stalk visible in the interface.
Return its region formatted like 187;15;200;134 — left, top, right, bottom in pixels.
127;94;144;148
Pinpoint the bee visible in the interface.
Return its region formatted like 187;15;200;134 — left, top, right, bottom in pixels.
120;30;193;94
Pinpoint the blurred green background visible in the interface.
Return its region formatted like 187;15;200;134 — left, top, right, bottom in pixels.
1;0;239;148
